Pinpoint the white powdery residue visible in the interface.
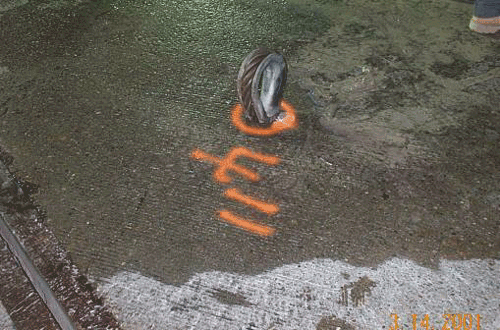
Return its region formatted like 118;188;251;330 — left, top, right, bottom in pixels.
98;258;500;330
0;301;15;330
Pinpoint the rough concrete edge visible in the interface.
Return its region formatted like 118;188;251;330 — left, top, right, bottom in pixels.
0;147;123;330
0;234;60;329
0;212;77;330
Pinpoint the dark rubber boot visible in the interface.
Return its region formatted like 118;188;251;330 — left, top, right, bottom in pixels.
469;0;500;33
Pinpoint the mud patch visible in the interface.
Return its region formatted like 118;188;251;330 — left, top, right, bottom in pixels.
339;276;376;307
211;289;252;307
430;57;471;80
289;9;498;171
318;114;422;168
316;315;356;330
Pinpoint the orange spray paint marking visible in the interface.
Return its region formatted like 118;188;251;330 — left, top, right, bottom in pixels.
191;98;298;236
191;146;280;184
217;210;276;236
224;188;279;215
231;99;298;136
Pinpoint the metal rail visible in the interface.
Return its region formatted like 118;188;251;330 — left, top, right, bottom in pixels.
0;211;77;330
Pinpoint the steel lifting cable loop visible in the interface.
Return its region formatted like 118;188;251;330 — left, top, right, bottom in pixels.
236;48;288;126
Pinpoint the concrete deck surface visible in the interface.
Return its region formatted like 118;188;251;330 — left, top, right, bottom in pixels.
0;0;499;328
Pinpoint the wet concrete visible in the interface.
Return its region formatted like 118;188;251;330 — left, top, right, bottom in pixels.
0;0;498;323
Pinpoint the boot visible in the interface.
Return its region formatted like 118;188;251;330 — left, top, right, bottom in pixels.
469;0;500;33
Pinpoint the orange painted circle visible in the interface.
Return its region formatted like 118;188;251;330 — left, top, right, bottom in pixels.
231;99;298;136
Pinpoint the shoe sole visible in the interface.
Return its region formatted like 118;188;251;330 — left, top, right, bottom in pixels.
469;16;500;33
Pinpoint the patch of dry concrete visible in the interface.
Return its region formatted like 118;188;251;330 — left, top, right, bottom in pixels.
97;258;500;329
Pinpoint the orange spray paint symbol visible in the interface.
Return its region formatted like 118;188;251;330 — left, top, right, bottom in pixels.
191;99;298;236
224;188;279;215
231;99;298;136
217;210;276;237
191;147;280;184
